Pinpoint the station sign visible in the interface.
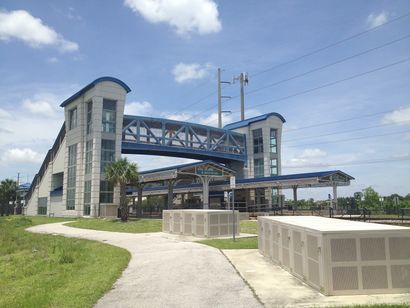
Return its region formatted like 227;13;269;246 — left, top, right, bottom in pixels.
196;168;223;176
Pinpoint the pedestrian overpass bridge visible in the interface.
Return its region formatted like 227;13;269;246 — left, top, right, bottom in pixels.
121;115;247;163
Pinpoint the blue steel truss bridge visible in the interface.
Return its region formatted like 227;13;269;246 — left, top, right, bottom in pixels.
121;115;247;163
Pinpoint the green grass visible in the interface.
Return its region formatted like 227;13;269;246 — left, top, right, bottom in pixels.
0;216;130;308
240;220;257;234
198;236;258;249
67;217;162;233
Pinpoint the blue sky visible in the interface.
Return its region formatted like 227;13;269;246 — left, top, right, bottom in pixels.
0;0;409;200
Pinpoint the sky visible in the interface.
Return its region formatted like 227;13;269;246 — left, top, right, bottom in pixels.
0;0;409;200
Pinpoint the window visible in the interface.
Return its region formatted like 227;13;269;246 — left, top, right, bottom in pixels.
85;140;93;174
38;197;47;215
66;144;77;210
84;180;91;215
270;129;277;153
86;102;92;135
270;158;278;176
254;158;264;178
100;181;113;203
102;99;116;133
69;107;77;130
252;128;263;154
101;139;115;172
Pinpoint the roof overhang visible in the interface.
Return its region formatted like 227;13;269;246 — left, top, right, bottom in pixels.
60;76;131;107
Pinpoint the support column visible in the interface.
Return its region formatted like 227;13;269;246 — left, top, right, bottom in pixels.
201;176;210;209
292;185;298;202
333;183;338;211
167;180;174;209
137;184;143;216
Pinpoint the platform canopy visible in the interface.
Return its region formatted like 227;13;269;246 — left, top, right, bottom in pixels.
138;160;235;183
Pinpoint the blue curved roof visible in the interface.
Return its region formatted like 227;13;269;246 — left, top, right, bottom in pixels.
224;112;286;130
60;76;131;107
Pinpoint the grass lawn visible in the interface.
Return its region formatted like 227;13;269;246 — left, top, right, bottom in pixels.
197;236;258;249
0;216;130;308
240;219;257;234
67;217;162;233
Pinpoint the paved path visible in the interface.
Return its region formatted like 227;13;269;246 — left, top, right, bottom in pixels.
27;222;261;308
224;249;410;308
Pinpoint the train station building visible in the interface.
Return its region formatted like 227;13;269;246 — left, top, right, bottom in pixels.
25;77;354;217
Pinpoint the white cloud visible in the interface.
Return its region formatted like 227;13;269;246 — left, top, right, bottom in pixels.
22;99;58;117
298;148;327;159
0;108;12;119
125;101;154;116
1;148;43;165
172;62;212;83
367;12;388;28
124;0;221;36
166;113;193;122
382;106;410;125
0;10;79;52
404;133;410;141
47;57;59;63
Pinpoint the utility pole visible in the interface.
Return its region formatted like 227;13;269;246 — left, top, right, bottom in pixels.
217;68;222;128
233;72;248;120
217;68;231;128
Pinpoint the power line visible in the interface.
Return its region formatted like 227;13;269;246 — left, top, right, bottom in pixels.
283;109;398;132
190;56;410;126
239;34;410;99
283;120;410;143
200;57;410;126
285;129;410;148
283;156;410;169
250;11;410;78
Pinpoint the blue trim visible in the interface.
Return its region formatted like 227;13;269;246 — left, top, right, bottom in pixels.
224;112;286;130
60;77;131;107
139;160;234;175
139;170;354;192
124;114;242;136
121;142;246;163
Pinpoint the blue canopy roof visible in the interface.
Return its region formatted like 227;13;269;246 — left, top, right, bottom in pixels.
60;76;131;107
224;112;286;130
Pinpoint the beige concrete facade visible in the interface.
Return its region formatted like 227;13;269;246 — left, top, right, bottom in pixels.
25;80;127;218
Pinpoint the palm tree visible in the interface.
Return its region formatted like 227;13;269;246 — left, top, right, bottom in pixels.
0;179;18;216
105;158;138;222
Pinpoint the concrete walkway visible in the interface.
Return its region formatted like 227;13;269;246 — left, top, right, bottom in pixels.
223;249;410;308
27;222;262;308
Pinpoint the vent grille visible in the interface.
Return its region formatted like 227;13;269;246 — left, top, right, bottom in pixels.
210;225;219;236
196;224;204;236
389;237;410;260
331;238;357;262
210;214;218;225
360;238;386;261
308;259;320;286
391;265;410;288
362;266;388;289
282;248;290;268
293;231;302;254
196;215;204;224
272;225;278;243
332;266;358;290
272;243;279;261
294;253;303;276
282;228;289;248
307;235;319;261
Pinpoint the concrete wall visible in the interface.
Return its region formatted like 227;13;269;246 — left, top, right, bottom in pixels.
26;80;127;218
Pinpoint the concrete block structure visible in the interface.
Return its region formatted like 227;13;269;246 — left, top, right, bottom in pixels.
258;216;410;295
163;209;239;237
